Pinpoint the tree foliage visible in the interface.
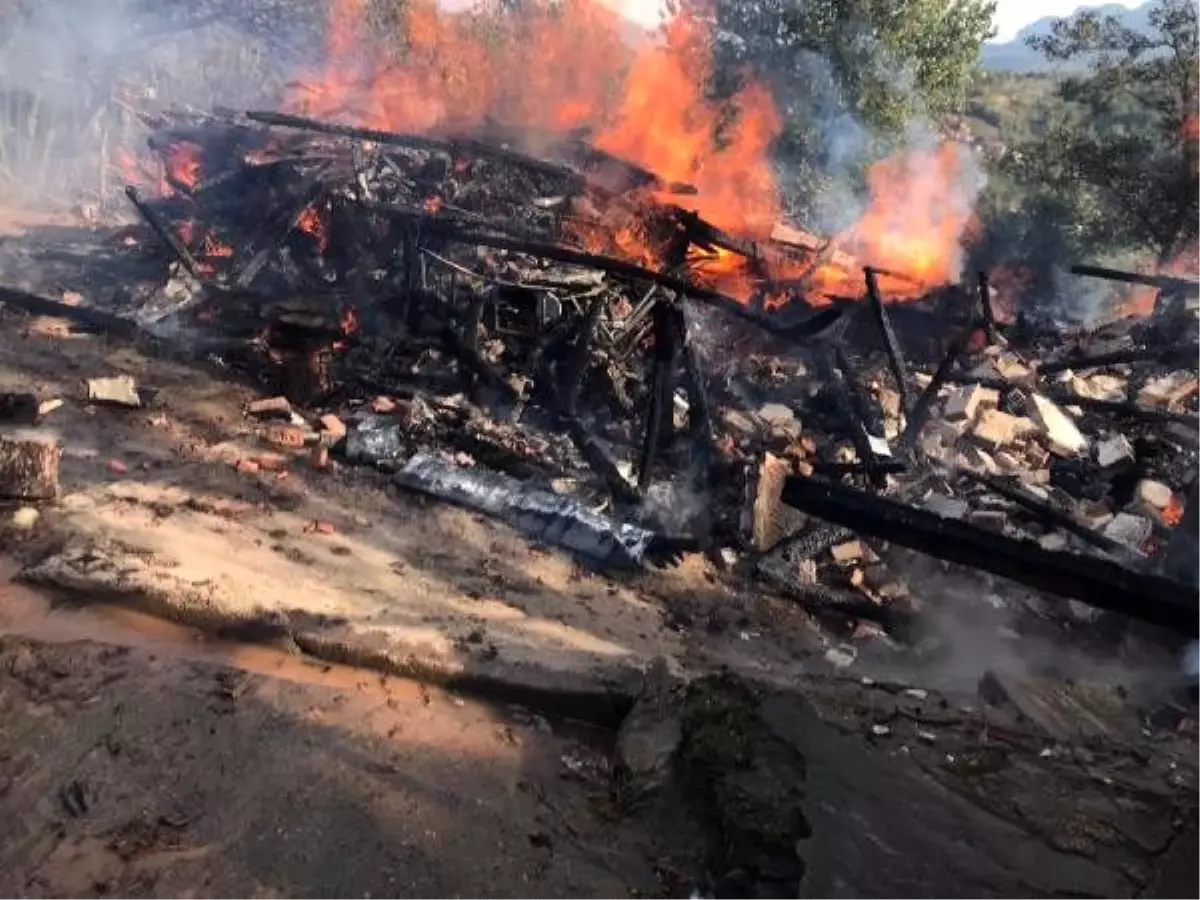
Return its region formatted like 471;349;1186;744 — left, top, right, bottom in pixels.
1018;0;1199;262
689;0;995;221
705;0;995;129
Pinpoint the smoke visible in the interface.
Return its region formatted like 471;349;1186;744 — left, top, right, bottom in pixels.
861;550;1189;703
0;1;293;208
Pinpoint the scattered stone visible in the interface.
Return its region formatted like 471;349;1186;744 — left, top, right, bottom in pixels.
1038;533;1068;552
1096;434;1135;468
824;644;857;668
37;398;63;418
85;375;140;408
1103;513;1153;550
1077;500;1114;530
614;658;682;802
247;396;292;417
1029;394;1089;456
830;540;863;563
994;354;1035;387
869;724;891;737
970;409;1030;450
107;459;128;475
924;494;969;519
1137;479;1173;510
1139;373;1198;409
0;432;61;500
718;408;756;441
756;402;802;441
11;506;39;529
944;384;997;421
310;444;330;470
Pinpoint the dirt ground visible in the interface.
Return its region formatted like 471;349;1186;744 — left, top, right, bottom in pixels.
0;625;662;898
1;268;1198;897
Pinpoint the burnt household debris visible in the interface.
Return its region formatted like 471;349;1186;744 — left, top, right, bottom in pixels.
1;103;1197;652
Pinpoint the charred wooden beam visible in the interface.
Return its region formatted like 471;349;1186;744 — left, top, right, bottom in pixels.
566;140;696;195
960;469;1148;568
1044;388;1200;429
817;346;886;490
1071;263;1200;294
811;460;907;477
780;474;1197;636
247;109;587;191
864;267;911;415
637;301;681;489
0;286;139;337
123;186;206;283
367;203;842;340
679;319;717;460
901;333;971;451
1039;343;1199;375
234;172;332;290
562;295;605;417
977;270;998;343
563;419;642;506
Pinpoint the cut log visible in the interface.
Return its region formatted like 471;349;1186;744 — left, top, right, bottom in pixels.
0;432;61;500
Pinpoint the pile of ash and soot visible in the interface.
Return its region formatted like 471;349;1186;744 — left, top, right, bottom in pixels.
1;100;1197;896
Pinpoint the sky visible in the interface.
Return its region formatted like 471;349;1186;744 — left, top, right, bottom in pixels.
597;0;1145;42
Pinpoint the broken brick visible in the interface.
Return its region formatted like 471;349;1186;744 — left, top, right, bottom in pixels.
318;414;347;438
264;424;310;450
247;396;292;417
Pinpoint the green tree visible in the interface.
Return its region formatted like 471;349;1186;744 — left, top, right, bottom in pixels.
690;0;996;221
715;0;996;127
1020;0;1199;264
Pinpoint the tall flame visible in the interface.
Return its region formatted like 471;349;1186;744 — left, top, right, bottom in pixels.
283;0;977;303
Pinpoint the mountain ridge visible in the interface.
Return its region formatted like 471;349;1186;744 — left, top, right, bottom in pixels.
982;1;1155;71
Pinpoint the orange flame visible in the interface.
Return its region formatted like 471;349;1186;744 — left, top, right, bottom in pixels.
297;205;330;253
284;0;977;304
340;305;359;335
164;142;203;190
1163;494;1185;527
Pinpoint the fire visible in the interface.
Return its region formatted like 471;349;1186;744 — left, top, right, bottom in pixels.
297;205;330;253
164;142;203;191
201;233;233;258
340;305;360;335
282;0;978;304
806;144;978;299
1116;241;1198;318
1163;494;1185;528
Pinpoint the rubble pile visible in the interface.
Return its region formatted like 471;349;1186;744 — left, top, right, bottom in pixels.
2;103;1197;648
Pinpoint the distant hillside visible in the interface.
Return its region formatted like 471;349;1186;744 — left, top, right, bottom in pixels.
982;1;1155;72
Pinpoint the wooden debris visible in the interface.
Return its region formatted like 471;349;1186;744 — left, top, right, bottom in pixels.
0;432;61;500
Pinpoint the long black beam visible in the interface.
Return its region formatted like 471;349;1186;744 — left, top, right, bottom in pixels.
780;474;1198;636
